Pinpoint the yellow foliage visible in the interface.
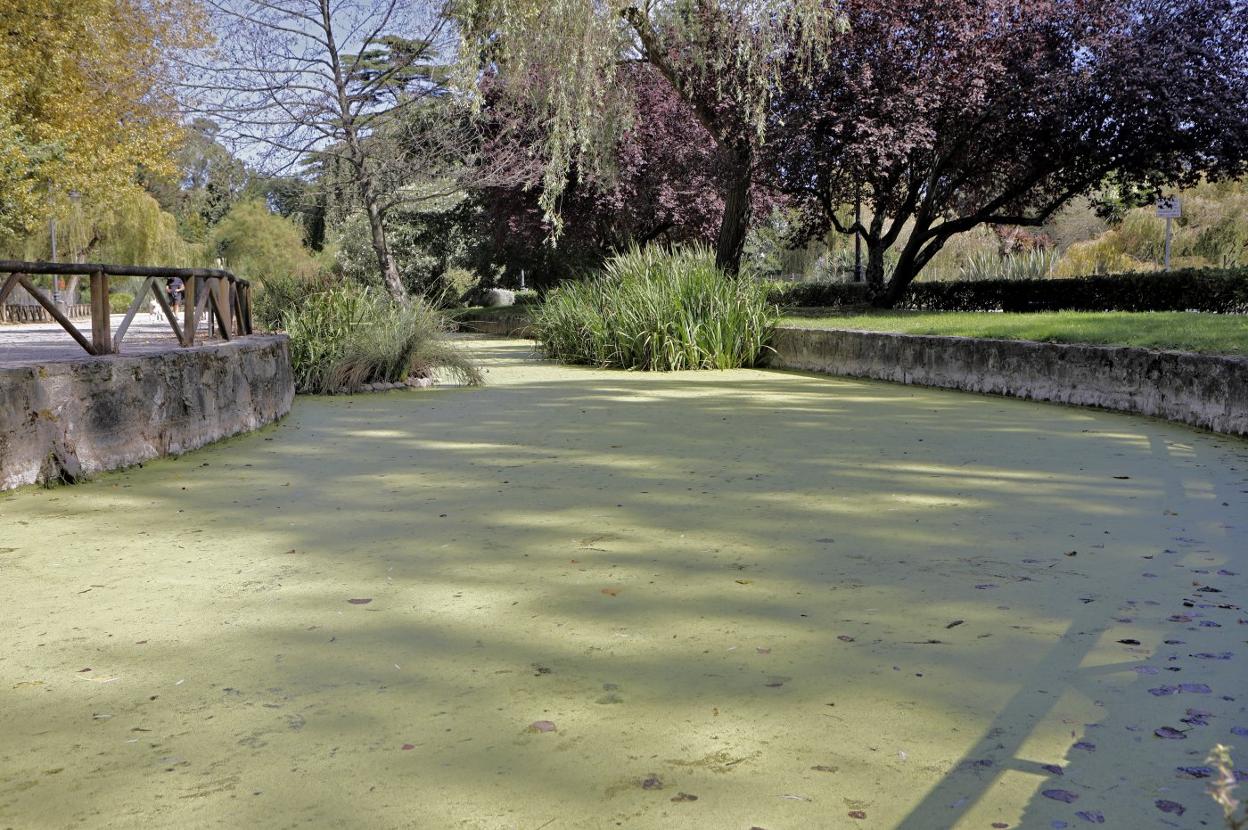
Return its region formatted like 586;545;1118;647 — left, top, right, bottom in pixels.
1054;231;1158;277
0;0;205;242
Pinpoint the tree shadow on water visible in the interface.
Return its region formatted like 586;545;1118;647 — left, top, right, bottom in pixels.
2;339;1246;828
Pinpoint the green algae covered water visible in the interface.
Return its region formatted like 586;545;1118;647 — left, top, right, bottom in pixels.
1;337;1246;829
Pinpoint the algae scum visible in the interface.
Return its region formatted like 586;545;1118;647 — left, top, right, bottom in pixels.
1;337;1246;829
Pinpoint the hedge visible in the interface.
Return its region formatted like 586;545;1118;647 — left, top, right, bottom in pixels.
767;268;1248;313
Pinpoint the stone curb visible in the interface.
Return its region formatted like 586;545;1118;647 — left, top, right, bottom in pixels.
1;335;295;491
768;327;1248;438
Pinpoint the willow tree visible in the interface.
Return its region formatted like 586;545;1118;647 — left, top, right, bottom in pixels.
454;0;841;274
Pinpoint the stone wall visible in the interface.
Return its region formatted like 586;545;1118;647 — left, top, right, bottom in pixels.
768;327;1248;437
455;311;535;338
1;335;294;491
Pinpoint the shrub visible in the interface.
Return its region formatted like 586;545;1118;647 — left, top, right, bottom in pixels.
959;248;1058;282
254;271;329;332
212;201;317;282
533;245;777;371
768;267;1248;313
108;292;134;313
282;283;482;394
1054;231;1154;277
438;266;480;307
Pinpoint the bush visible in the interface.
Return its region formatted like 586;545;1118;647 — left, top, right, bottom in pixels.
282;283;482;394
108;292;134;313
254;271;332;332
533;245;777;371
438;266;479;307
959;248;1058;282
212;201;317;282
768;267;1248;313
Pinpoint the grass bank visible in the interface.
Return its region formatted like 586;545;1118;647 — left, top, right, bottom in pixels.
781;310;1248;355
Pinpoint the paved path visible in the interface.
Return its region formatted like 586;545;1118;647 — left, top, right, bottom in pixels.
1;337;1245;828
0;313;219;367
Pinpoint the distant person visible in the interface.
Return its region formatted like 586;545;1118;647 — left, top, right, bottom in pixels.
166;277;185;316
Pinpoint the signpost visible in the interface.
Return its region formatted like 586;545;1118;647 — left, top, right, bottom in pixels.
1156;197;1181;271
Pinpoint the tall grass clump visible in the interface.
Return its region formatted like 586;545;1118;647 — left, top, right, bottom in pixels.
283;283;482;394
534;245;777;371
960;248;1059;281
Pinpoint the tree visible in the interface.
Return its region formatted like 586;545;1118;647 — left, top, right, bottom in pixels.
184;0;467;302
453;0;839;274
768;0;1248;305
211;200;317;280
144;119;253;241
476;63;777;283
0;0;203;247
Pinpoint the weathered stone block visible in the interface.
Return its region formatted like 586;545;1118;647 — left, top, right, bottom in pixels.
0;335;294;490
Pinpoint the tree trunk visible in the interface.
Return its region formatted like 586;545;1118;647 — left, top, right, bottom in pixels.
875;235;945;308
715;149;753;275
875;267;913;308
358;174;405;303
864;240;886;289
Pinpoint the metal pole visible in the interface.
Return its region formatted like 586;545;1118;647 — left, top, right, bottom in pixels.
50;214;61;309
1164;216;1172;271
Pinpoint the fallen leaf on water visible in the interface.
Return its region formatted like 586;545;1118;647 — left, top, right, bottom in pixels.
347;598;372;605
1176;766;1215;779
1041;789;1079;804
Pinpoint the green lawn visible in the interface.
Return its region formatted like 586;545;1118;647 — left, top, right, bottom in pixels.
781;310;1248;355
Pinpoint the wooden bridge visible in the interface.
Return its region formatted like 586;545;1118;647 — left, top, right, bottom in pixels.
0;260;254;357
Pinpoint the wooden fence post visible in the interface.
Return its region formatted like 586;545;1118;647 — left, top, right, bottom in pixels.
183;275;196;346
242;283;253;334
90;270;112;354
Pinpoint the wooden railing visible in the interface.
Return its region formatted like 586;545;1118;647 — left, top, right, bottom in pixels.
0;260;253;356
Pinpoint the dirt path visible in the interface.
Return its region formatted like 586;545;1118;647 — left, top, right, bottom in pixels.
1;337;1245;829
